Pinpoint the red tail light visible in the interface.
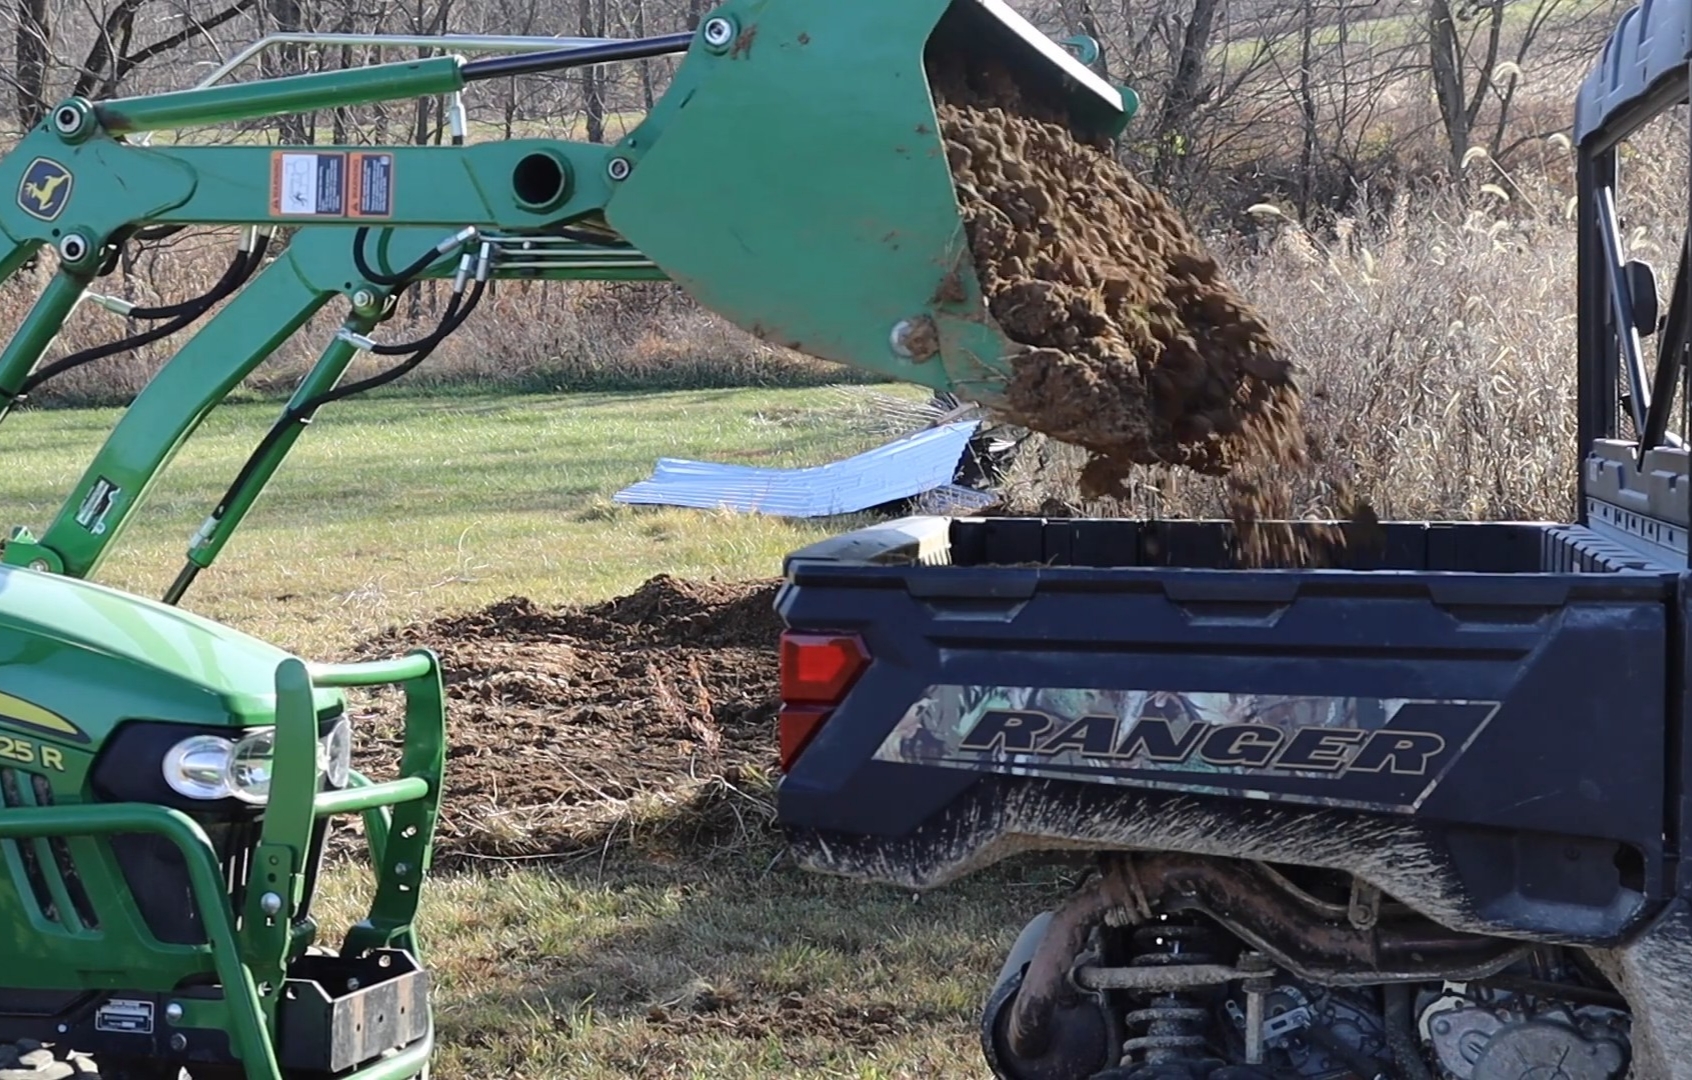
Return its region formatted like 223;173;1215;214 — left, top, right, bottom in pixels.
777;631;870;770
780;632;870;704
779;708;831;771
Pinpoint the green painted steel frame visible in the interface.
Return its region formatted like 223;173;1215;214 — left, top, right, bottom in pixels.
0;648;445;1080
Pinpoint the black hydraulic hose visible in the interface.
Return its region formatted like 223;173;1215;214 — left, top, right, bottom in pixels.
363;283;486;355
314;287;483;397
222;281;483;513
16;234;270;397
127;235;259;320
1382;985;1434;1080
162;560;202;609
352;226;449;286
95;224;189;277
164;279;487;606
459;32;694;82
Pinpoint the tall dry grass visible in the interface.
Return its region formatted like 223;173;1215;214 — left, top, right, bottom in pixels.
0;248;873;410
997;105;1690;524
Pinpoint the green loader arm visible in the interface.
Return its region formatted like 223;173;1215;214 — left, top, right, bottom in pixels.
0;0;1137;593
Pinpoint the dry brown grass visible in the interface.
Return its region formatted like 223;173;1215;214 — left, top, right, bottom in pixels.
0;242;874;409
997;105;1690;525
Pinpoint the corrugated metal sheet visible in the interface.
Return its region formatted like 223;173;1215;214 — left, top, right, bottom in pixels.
614;421;981;517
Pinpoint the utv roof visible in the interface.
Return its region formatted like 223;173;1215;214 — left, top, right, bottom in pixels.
1576;0;1692;146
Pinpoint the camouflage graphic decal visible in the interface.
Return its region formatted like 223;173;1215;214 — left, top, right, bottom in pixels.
873;686;1501;814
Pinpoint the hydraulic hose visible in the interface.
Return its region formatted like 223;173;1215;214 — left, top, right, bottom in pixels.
15;231;270;398
163;264;487;606
204;231;484;542
220;280;483;517
354;227;439;286
353;226;477;286
1383;984;1434;1080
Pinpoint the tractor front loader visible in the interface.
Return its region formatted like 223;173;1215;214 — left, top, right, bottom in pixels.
0;4;1137;1079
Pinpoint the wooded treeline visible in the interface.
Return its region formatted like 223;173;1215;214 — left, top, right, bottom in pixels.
0;0;1629;222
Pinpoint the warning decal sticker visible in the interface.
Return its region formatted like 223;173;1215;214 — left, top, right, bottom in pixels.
348;152;395;218
270;151;395;218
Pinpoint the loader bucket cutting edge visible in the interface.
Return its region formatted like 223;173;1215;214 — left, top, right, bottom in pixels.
601;0;1135;409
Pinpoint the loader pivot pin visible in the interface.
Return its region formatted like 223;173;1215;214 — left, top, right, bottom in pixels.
702;18;737;49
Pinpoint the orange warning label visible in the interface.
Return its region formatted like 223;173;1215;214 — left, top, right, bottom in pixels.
269;151;394;218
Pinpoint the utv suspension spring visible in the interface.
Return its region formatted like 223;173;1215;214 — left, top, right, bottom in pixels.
1120;921;1218;1070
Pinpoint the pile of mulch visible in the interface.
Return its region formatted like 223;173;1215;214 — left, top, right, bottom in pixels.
926;52;1367;565
339;575;785;863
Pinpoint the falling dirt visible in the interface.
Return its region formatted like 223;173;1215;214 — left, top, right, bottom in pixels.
925;52;1371;566
341;575;784;863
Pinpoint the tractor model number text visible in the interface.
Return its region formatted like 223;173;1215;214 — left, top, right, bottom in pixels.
0;735;66;771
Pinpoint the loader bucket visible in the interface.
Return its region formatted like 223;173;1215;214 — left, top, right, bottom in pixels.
601;0;1136;409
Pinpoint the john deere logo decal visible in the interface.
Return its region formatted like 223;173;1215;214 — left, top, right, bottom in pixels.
17;158;72;221
0;690;85;743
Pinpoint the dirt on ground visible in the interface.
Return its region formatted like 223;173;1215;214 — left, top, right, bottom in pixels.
926;53;1369;566
342;575;784;863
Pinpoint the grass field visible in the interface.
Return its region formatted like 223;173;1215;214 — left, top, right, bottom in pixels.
0;385;921;656
0;385;1072;1080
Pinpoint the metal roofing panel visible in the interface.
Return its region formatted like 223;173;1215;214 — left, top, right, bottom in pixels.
614;421;981;517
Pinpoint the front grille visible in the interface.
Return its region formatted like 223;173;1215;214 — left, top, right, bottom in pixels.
110;815;332;948
0;767;100;932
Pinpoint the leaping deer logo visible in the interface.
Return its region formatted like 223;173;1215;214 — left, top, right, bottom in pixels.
17;159;72;221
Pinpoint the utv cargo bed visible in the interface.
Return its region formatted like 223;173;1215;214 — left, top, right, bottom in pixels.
774;517;1680;946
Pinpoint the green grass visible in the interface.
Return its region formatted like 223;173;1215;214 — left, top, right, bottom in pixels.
2;386;1067;1078
0;386;920;657
314;860;1076;1079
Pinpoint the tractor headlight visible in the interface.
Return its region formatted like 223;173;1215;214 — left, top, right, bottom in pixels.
319;716;352;789
161;718;352;804
226;728;276;804
162;735;235;801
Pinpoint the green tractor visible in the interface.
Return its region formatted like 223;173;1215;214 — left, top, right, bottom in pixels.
0;572;444;1080
0;3;1134;1077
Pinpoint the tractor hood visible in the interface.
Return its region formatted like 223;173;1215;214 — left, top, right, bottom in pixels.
0;564;340;742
